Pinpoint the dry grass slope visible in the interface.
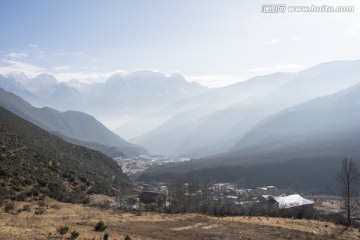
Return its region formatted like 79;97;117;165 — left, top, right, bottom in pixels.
0;198;359;240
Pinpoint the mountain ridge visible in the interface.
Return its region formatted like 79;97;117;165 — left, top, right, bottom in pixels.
0;88;147;157
138;80;360;193
133;60;360;157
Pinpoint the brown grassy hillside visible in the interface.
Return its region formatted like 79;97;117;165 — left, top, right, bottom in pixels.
0;198;358;240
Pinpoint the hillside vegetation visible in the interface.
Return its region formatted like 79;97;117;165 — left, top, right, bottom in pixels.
0;107;132;202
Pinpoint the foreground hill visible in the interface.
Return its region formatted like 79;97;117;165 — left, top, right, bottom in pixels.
0;88;147;157
139;82;360;193
0;199;357;239
0;107;132;202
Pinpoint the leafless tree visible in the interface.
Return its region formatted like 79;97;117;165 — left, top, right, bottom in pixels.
337;157;360;225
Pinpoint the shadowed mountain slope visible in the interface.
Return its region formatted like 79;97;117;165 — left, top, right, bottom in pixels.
0;88;147;157
0;107;132;202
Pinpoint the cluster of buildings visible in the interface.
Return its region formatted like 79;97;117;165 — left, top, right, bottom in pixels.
115;159;314;212
114;155;190;175
208;183;314;210
211;183;278;196
137;182;314;212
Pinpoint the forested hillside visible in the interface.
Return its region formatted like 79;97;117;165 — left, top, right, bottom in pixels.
0;107;132;202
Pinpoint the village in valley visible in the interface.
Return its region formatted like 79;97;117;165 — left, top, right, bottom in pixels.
112;156;342;219
114;155;191;175
133;181;341;219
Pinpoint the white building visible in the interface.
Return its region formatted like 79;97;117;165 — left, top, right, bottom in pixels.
212;183;235;194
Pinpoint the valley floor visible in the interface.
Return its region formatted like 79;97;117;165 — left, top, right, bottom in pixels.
0;198;358;240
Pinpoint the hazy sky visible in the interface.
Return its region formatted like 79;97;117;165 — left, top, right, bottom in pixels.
1;0;360;87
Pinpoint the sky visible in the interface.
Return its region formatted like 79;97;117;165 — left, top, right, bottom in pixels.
0;0;360;87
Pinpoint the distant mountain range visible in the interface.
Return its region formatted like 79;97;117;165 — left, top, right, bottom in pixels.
0;106;132;202
232;82;360;157
2;59;360;194
0;88;147;157
0;70;209;134
133;60;360;157
139;77;360;193
2;60;360;163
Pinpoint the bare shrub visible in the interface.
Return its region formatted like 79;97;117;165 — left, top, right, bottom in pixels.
57;226;69;238
35;207;45;215
38;200;46;207
70;230;80;239
4;201;15;213
94;221;107;232
50;204;61;210
98;200;112;209
16;192;27;201
22;204;31;212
